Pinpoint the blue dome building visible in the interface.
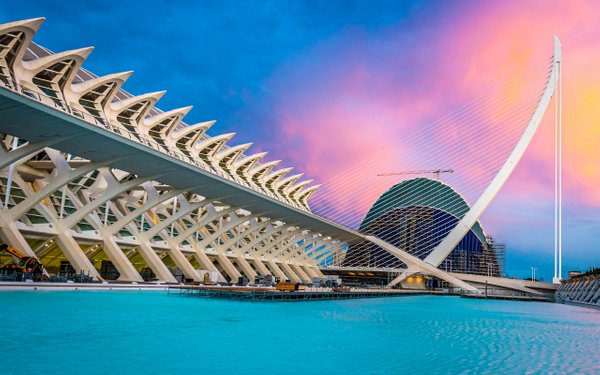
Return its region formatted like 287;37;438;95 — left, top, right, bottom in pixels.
343;178;502;276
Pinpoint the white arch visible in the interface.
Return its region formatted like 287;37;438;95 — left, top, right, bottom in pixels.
18;47;94;91
169;121;216;155
213;142;253;168
231;151;268;174
67;71;133;113
0;18;45;82
386;37;562;287
247;160;280;181
193;132;235;159
108;90;166;122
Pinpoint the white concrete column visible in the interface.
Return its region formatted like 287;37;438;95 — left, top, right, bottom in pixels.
136;241;177;283
264;258;288;281
100;234;143;282
278;261;301;282
289;263;311;282
249;257;271;276
53;231;101;279
192;250;226;282
215;253;242;282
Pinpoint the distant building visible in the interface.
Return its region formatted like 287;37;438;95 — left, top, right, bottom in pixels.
343;178;503;277
568;271;583;279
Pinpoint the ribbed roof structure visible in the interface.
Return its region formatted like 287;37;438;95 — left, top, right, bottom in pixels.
360;178;486;242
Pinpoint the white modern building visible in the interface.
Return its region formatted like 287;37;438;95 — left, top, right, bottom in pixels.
0;18;561;294
0;18;352;284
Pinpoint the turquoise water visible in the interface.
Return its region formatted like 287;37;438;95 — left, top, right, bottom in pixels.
1;292;599;374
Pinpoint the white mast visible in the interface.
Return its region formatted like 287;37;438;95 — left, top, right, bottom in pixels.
553;36;563;284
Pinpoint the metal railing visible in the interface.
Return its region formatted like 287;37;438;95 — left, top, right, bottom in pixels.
320;265;404;273
460;289;555;299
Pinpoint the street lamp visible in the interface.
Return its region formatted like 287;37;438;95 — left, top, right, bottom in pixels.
531;266;538;281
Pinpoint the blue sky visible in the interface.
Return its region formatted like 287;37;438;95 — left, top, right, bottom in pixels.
1;1;439;139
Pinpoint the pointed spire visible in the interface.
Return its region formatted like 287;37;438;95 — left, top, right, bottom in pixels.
145;105;193;127
0;17;45;33
169;120;216;143
110;90;166;113
71;71;133;92
22;46;94;73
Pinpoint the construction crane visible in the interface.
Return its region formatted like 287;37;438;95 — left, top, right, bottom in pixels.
377;169;455;180
0;243;46;280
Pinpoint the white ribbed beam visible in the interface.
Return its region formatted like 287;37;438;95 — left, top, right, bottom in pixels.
68;71;133;111
231;151;268;174
18;47;94;89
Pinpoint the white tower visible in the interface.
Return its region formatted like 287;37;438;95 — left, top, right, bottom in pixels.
553;36;563;284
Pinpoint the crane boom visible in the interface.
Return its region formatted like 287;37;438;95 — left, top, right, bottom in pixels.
0;243;27;259
0;243;45;276
377;169;454;179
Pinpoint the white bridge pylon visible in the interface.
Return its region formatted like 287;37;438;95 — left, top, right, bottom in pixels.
369;37;563;288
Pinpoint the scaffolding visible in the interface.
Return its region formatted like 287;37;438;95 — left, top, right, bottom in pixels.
484;236;506;277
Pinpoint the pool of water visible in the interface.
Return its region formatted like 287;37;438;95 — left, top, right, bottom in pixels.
1;291;599;374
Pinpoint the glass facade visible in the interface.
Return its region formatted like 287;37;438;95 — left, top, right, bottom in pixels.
343;178;501;277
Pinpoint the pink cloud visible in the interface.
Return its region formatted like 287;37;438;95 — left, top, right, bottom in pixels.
259;0;600;235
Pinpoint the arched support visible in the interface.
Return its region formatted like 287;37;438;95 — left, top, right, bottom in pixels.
422;40;560;270
105;186;189;235
255;228;303;258
194;211;254;250
139;196;219;282
223;220;280;256
281;234;324;261
0;135;79;171
6;157;117;220
140;197;214;240
49;174;148;282
172;205;238;246
61;170;157;228
367;236;477;291
215;219;279;278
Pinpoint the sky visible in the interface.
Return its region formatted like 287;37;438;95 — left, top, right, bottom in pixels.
2;0;598;281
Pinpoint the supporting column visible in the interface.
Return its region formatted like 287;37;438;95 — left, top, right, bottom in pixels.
192;250;226;282
0;220;36;257
278;261;301;282
250;257;271;276
313;267;326;278
290;263;311;282
100;234;144;282
265;258;288;281
553;40;563;284
234;255;257;281
582;279;600;303
136;241;177;283
302;265;320;279
215;253;242;281
165;245;201;282
53;230;101;280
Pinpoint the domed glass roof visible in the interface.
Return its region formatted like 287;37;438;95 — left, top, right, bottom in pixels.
360;177;486;242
